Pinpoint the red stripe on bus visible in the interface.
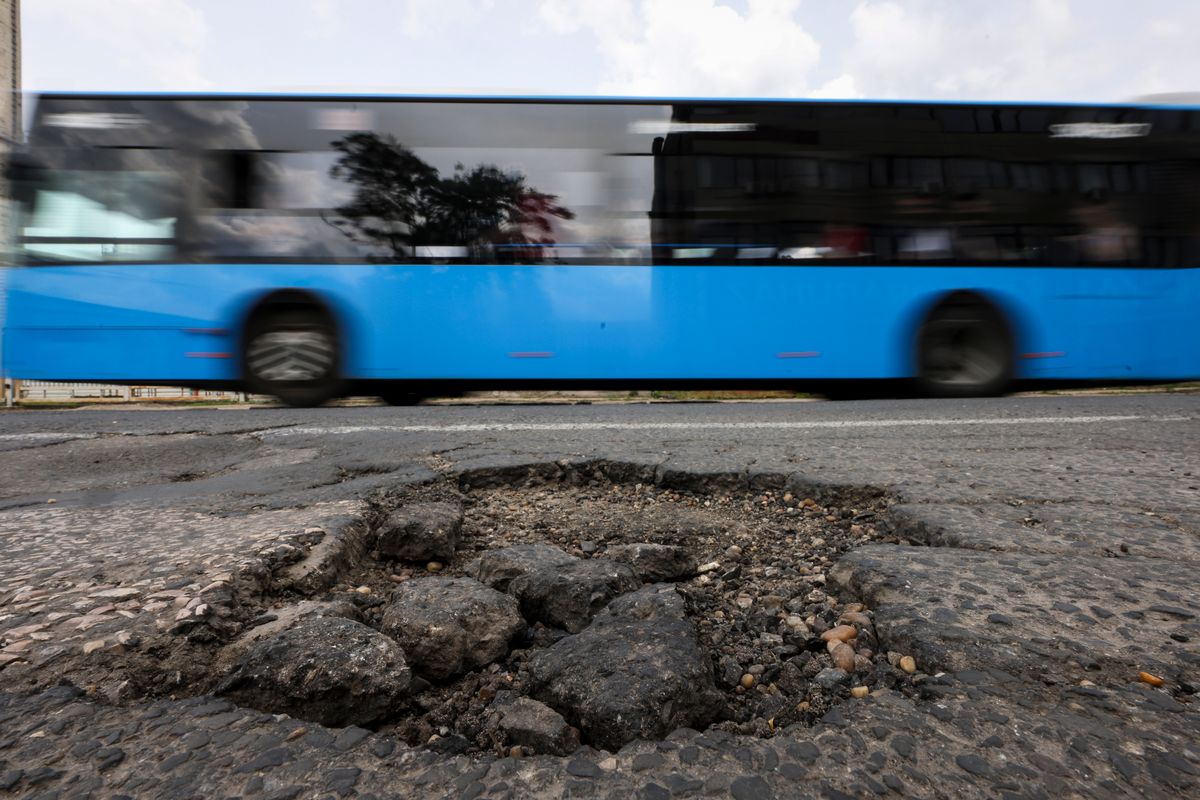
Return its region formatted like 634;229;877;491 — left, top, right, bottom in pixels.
1021;351;1065;359
185;352;232;359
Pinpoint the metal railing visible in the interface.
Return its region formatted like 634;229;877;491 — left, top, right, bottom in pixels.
13;381;247;402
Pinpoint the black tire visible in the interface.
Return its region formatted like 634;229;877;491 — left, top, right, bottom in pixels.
242;308;342;407
915;294;1013;398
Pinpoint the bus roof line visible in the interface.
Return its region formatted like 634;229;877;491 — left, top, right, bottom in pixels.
23;91;1200;110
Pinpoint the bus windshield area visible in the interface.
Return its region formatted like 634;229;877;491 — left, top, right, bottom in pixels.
19;170;177;264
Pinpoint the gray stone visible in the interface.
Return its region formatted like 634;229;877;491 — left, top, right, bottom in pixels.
831;544;1200;681
471;543;639;631
813;668;850;690
529;584;723;750
218;599;360;672
731;775;773;800
497;697;580;756
380;577;525;680
376;502;463;562
216;617;410;727
510;558;640;632
335;726;371;751
428;733;471;755
237;747;285;772
604;543;698;582
1148;605;1194;619
776;661;808;694
95;746;125;771
955;753;991;776
633;753;665;770
640;782;671;800
565;758;600;778
469;543;578;593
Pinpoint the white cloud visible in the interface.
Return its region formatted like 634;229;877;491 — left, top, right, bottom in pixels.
537;0;1200;103
23;0;1200;102
809;73;862;100
1109;4;1200;100
538;0;821;97
835;1;1014;99
830;0;1200;102
539;0;638;38
401;0;496;38
308;0;341;38
25;0;211;90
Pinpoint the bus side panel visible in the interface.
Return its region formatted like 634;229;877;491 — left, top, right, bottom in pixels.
349;264;1199;381
4;266;238;381
5;263;1198;384
1010;268;1200;380
351;263;872;380
3;264;368;382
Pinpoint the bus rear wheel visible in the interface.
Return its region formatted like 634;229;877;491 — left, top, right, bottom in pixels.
916;294;1013;398
242;309;341;407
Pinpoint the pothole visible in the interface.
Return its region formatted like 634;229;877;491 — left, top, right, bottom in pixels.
207;465;922;757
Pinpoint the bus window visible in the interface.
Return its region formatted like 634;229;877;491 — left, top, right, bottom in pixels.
193;149;378;262
947;159;988;194
17;166;178;264
1072;201;1140;263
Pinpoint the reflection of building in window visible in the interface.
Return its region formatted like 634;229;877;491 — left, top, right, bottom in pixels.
899;229;952;260
1072;203;1139;263
821;224;868;257
19;97;1197;270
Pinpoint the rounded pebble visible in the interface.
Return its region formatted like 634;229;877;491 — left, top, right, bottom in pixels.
831;642;856;672
1139;671;1165;687
821;625;858;643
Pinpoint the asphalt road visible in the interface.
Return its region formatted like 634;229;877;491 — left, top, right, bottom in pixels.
0;394;1197;798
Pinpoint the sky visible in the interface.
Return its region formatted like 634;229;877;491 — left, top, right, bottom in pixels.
22;0;1200;102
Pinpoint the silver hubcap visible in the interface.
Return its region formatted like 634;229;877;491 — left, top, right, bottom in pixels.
246;329;334;383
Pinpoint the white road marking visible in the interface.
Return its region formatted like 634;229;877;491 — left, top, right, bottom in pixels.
0;414;1186;442
253;415;1188;436
0;433;96;441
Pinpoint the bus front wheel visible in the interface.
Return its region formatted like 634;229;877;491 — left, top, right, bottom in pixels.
242;309;342;407
916;294;1013;398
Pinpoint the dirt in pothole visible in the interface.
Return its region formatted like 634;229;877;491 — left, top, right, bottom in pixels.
305;473;924;757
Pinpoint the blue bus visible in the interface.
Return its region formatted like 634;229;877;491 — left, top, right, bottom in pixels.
4;93;1199;405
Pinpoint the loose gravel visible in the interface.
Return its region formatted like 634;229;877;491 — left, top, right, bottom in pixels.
269;470;921;757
